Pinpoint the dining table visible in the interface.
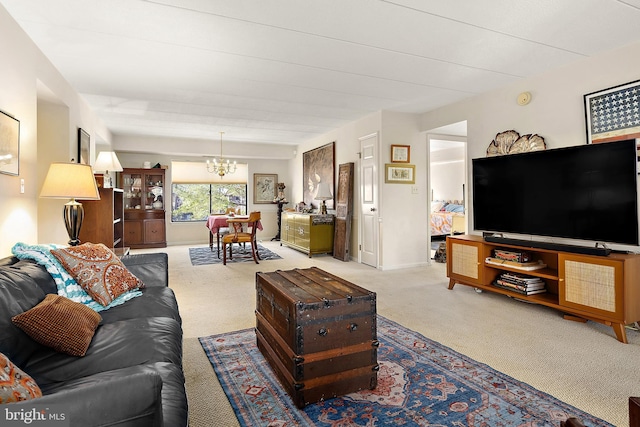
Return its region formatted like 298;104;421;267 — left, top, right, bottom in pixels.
206;215;263;257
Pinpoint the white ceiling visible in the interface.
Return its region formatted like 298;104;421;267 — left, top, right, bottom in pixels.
2;0;640;146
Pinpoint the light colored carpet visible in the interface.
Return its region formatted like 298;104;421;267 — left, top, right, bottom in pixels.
135;240;639;427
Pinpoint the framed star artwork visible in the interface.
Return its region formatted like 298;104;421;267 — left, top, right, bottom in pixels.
584;79;640;145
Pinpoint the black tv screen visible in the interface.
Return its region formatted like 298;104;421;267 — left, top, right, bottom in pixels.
472;139;639;246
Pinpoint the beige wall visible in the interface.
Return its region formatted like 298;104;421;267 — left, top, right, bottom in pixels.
293;41;640;267
293;111;382;265
419;41;640;253
0;5;111;256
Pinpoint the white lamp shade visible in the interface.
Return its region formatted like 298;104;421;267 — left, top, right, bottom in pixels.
315;182;333;200
93;151;123;173
40;163;100;200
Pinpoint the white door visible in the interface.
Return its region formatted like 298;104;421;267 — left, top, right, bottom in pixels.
360;133;379;268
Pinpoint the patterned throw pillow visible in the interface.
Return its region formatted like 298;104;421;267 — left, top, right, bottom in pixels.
12;294;102;357
0;352;42;403
50;243;144;307
11;242;143;312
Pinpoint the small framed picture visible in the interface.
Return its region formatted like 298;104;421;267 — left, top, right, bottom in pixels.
77;128;90;165
253;173;278;204
0;110;20;176
385;164;415;184
391;144;410;163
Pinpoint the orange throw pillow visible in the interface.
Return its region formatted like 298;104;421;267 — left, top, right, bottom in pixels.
51;242;144;307
0;352;42;403
12;294;101;357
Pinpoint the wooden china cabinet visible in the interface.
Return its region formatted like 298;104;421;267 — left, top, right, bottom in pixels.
119;168;167;249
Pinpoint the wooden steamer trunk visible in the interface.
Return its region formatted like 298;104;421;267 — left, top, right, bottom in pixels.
255;267;378;408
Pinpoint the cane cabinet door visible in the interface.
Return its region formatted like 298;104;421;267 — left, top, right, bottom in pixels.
447;237;484;287
558;253;624;320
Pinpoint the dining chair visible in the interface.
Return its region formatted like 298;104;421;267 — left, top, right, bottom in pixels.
222;211;261;265
208;212;232;258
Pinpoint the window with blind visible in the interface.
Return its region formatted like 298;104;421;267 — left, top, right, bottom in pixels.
171;161;248;222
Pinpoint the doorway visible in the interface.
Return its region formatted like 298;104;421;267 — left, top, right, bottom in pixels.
426;122;468;259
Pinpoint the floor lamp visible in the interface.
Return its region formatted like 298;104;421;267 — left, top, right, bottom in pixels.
40;163;100;246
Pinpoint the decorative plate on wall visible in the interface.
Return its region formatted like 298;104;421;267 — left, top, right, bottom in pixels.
486;130;546;156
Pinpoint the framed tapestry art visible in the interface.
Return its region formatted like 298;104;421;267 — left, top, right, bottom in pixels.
584;79;640;144
77;128;90;165
385;164;415;184
0;110;19;176
254;173;277;204
303;142;335;210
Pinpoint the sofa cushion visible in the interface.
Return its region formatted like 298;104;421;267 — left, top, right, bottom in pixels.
12;294;102;357
51;243;144;307
23;317;182;387
0;267;47;365
121;253;169;288
149;361;189;427
99;287;182;325
42;362;189;427
0;351;42;403
6;258;57;294
15;365;164;427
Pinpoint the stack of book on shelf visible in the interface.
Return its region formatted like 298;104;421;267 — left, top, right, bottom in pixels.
493;272;546;295
485;248;547;271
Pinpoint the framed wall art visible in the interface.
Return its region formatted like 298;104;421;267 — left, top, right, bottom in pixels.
385;163;415;184
253;173;277;204
77;128;90;165
391;144;410;162
303;141;335;210
0;110;20;176
584;79;640;144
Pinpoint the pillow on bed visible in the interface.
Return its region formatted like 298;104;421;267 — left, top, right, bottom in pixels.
445;203;464;213
431;201;446;213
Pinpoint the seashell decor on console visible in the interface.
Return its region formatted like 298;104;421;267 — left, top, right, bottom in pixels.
486;130;546;157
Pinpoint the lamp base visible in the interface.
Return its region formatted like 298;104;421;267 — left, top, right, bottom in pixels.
321;201;327;215
63;199;85;246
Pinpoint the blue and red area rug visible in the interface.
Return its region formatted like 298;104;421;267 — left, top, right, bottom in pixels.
199;316;612;426
189;244;281;266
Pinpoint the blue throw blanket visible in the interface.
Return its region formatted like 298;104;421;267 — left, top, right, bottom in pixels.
11;242;141;312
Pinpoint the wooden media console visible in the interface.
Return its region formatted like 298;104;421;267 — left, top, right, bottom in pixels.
446;234;640;343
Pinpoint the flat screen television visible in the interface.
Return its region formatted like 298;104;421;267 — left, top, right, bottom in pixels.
472;139;639;246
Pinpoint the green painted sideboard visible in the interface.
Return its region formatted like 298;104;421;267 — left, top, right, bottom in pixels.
281;212;334;257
